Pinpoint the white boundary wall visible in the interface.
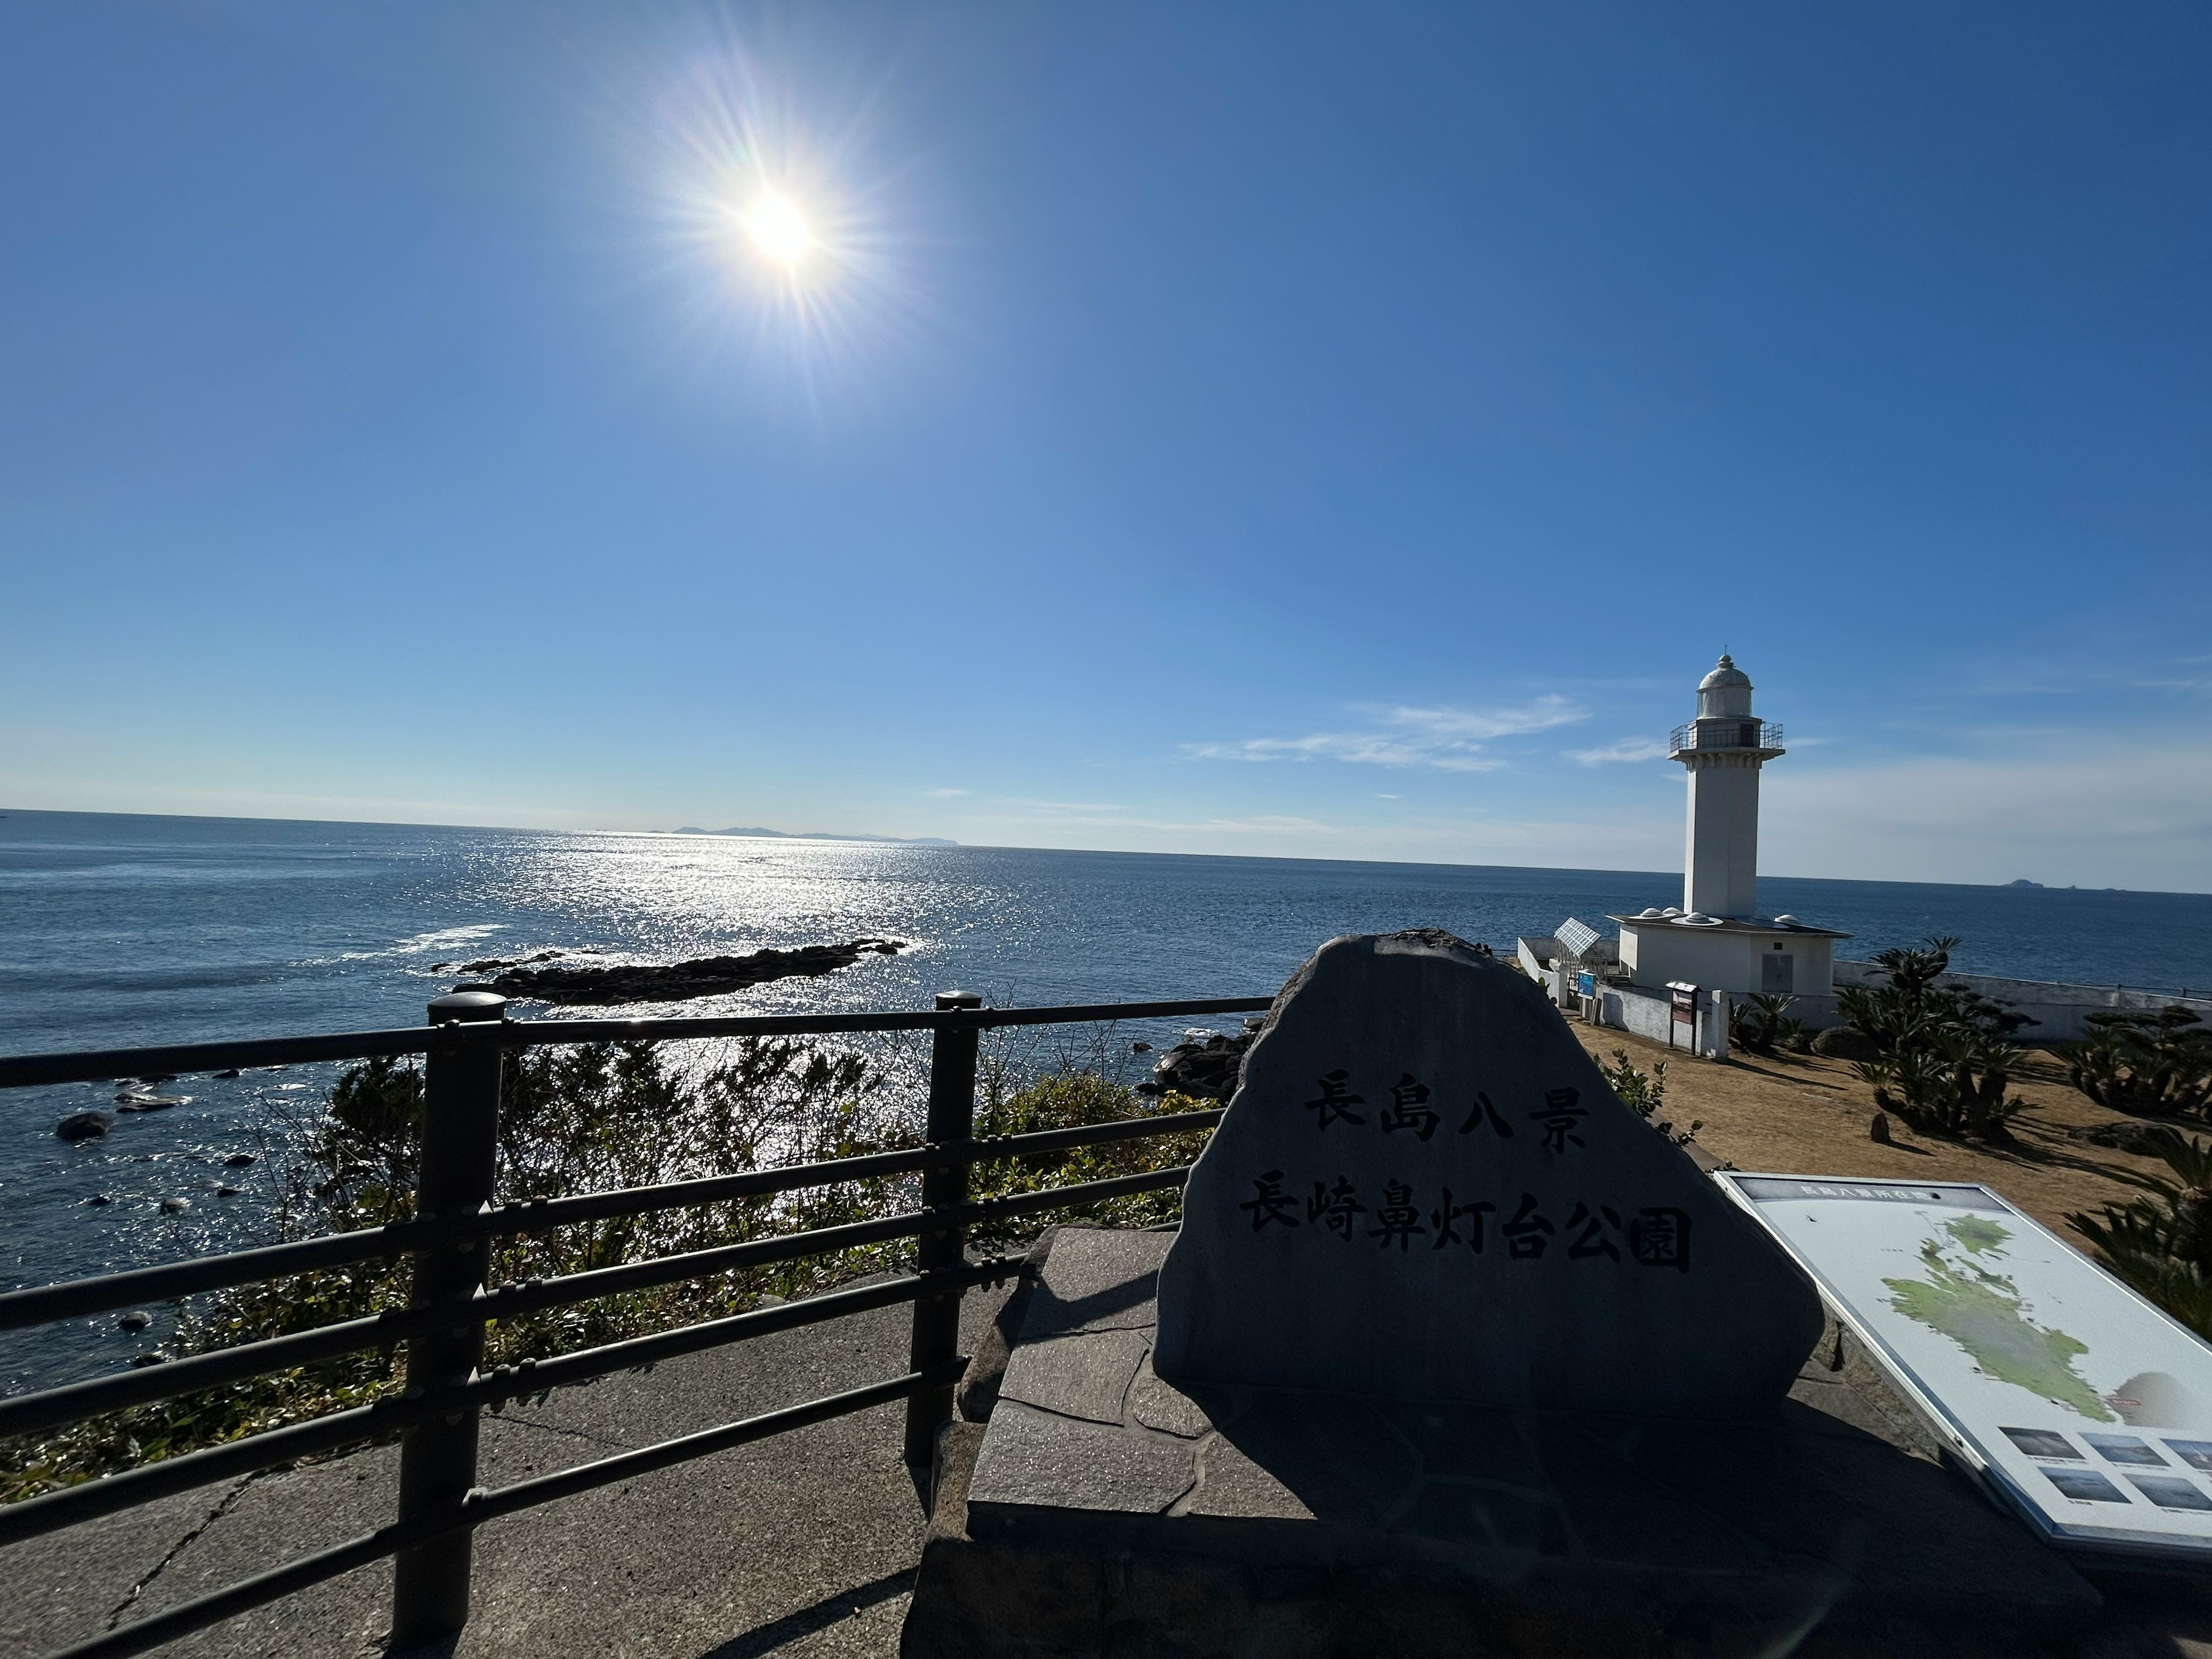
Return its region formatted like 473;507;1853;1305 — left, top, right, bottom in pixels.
1524;938;2212;1051
1581;983;1728;1060
1828;963;2212;1044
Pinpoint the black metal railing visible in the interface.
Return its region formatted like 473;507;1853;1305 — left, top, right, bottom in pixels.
1666;719;1783;755
0;989;1271;1659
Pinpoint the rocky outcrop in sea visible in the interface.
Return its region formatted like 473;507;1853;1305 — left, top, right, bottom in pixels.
484;940;905;1006
1134;1018;1266;1103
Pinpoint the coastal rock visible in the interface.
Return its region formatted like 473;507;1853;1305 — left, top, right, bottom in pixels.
1136;1020;1264;1103
2069;1119;2187;1156
56;1111;115;1141
119;1311;150;1333
432;948;572;973
488;940;904;1006
158;1196;191;1215
223;1153;257;1168
115;1092;188;1112
1812;1026;1880;1063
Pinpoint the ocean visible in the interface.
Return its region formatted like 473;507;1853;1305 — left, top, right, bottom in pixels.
5;806;2209;1392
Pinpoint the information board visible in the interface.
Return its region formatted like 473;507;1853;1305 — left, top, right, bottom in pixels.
1717;1172;2212;1562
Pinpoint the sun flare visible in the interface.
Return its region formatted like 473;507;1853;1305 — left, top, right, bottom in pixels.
747;195;810;264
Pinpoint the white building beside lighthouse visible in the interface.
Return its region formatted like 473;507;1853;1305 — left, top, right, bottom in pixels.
1611;656;1847;998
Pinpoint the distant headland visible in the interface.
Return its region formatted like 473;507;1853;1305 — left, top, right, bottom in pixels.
674;825;959;846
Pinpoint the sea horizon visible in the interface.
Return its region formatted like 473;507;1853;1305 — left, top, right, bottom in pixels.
5;804;2202;902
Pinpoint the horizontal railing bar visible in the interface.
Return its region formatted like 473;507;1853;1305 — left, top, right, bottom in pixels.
0;1260;1021;1549
12;1164;1185;1433
495;995;1269;1047
482;1106;1226;1237
0;1029;440;1091
1;1111;1222;1332
956;1106;1224;1162
465;1256;1019;1408
0;1161;1176;1438
987;995;1270;1027
476;1165;1191;1324
45;1513;440;1659
0;996;1272;1089
457;1355;969;1528
0;1397;400;1550
40;1361;967;1659
0;1224;459;1334
0;1304;441;1439
959;1164;1192;1224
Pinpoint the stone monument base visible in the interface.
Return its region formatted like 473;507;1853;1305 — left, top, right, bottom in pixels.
902;1227;2105;1659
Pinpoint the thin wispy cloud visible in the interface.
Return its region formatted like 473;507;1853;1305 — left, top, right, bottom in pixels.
1012;810;1343;835
1566;737;1668;765
1000;797;1128;813
923;787;968;797
1185;697;1585;772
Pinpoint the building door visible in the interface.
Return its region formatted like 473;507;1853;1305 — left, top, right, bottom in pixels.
1762;952;1794;993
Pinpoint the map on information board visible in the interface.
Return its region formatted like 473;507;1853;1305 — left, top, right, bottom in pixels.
1717;1173;2212;1562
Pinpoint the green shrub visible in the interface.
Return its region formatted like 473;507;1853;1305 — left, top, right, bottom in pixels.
2069;1006;2212;1120
969;1071;1215;1243
1839;937;2026;1141
3;1040;1206;1503
1730;993;1803;1056
1597;1050;1700;1146
2068;1130;2212;1340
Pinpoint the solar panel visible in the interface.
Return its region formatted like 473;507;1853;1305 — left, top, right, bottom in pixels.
1555;916;1602;959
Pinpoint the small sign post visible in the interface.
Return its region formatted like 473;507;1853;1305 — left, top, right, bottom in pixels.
1666;981;1698;1051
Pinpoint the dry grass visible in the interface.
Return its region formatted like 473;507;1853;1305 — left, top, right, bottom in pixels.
1570;1026;2176;1242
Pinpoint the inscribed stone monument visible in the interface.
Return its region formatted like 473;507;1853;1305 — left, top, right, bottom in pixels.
1154;929;1824;1416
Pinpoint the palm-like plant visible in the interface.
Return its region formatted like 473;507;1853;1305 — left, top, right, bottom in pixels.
1840;937;2025;1141
1855;1018;2022;1140
2069;1006;2212;1120
2069;1130;2212;1340
1730;991;1803;1055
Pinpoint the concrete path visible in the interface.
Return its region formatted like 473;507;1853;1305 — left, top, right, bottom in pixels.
2;1283;1014;1659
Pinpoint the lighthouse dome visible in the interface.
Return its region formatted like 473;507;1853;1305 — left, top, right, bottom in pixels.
1696;654;1754;718
1699;654;1751;692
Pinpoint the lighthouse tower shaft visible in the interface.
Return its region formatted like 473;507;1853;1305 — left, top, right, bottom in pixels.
1684;759;1763;918
1672;656;1783;920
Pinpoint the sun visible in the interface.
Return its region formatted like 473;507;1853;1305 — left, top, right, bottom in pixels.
746;195;810;264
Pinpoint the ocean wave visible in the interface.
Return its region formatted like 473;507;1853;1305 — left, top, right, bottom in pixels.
316;923;509;965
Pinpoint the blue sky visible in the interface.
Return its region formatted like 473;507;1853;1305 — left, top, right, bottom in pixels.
4;2;2209;890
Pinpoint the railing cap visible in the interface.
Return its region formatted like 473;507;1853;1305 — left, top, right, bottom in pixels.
428;990;508;1024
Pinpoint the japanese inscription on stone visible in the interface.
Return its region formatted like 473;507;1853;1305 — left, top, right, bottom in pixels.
1154;929;1824;1416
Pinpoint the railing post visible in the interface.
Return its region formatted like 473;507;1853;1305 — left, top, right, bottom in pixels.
904;990;981;1468
390;989;506;1644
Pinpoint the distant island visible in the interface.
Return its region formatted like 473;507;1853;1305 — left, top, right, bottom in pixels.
2008;878;2044;888
675;825;958;847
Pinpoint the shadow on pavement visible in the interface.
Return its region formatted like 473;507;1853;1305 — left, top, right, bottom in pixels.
690;1568;916;1659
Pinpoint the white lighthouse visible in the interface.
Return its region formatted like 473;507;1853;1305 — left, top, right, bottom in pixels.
1611;656;1847;998
1678;654;1778;919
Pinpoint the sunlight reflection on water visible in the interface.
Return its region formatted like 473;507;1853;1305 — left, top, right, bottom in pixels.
6;810;2209;1390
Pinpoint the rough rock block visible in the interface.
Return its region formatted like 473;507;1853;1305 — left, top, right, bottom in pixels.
1157;929;1825;1416
905;1228;2103;1659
